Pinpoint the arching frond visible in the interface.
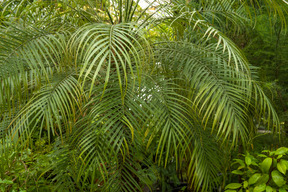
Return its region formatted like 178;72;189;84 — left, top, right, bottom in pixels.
155;41;279;144
0;23;71;116
186;127;223;192
69;23;150;97
9;73;82;142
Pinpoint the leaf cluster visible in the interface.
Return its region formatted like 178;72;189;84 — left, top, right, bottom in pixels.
226;147;288;192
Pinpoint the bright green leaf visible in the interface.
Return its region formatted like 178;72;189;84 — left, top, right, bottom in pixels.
260;158;272;173
249;173;262;185
253;183;266;192
243;181;248;188
225;183;242;190
277;155;283;159
258;154;268;158
232;170;244;175
271;170;286;187
265;186;273;192
234;159;245;165
277;160;287;175
256;174;269;185
246;156;252;166
275;147;288;155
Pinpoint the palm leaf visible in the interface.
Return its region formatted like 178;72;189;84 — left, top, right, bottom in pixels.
68;23;150;98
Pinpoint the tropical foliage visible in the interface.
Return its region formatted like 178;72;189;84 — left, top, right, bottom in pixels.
0;0;288;191
226;147;288;192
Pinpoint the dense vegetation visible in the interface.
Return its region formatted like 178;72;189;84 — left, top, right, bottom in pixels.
0;0;288;191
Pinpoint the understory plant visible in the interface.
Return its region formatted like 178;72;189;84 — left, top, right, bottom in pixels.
0;138;53;192
225;147;288;192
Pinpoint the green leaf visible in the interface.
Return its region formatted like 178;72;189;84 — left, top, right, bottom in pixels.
253;183;266;192
251;161;258;166
233;159;245;167
279;188;286;192
260;158;272;173
243;181;248;188
258;154;268;158
225;190;237;192
256;174;269;185
225;183;242;190
277;160;287;175
275;147;288;155
281;160;288;169
271;170;286;187
248;173;261;185
0;179;13;184
277;155;283;159
246;156;252;166
265;186;273;192
232;170;244;175
262;150;270;153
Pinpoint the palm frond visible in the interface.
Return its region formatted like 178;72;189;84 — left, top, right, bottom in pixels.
9;73;82;142
69;23;150;97
0;23;70;116
186;127;223;192
154;38;279;144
